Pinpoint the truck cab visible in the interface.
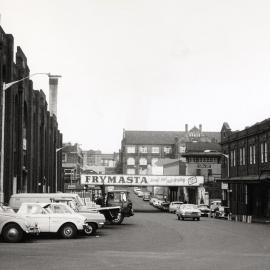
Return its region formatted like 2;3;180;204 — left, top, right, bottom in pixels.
105;190;134;224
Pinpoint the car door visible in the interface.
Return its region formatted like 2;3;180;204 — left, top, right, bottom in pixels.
24;205;50;232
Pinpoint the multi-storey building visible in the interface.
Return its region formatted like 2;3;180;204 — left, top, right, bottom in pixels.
120;124;220;175
221;120;270;219
0;26;62;203
62;143;83;185
82;150;119;174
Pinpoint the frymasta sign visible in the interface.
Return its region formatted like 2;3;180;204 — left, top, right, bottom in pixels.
81;174;204;186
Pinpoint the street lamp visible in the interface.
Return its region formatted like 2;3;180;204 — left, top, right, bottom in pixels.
0;73;50;203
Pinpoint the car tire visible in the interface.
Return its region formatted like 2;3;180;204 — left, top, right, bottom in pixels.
60;223;77;239
181;216;184;221
84;223;96;236
197;218;200;221
177;215;180;220
2;223;24;243
110;212;124;225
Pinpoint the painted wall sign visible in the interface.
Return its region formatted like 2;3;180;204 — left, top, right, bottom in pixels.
81;174;204;186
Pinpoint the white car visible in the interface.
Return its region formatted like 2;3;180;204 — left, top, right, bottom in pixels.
169;201;183;213
17;203;89;239
0;205;39;243
176;204;201;221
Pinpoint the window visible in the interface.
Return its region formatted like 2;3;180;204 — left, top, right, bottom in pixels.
139;158;147;166
127;157;135;165
164;146;172;154
208;169;212;176
126;146;135;153
230;150;236;167
139;146;147;153
127;168;135;175
179;146;186;153
152;147;160;153
249;145;256;164
260;142;268;163
239;147;246;166
196;169;201;176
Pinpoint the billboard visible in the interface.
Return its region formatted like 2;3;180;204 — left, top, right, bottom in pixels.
81;174;204;187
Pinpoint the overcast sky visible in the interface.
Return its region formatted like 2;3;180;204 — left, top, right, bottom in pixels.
1;0;270;152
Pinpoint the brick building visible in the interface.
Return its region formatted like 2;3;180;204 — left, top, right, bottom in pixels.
0;26;62;203
221;120;270;219
120;124;220;175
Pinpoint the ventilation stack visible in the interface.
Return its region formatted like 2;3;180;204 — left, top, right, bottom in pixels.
49;75;61;117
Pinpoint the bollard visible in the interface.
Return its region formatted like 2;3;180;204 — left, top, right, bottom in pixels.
242;215;247;222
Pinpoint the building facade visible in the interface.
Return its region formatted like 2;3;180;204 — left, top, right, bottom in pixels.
0;26;62;203
120;124;220;175
82;150;119;174
221;120;270;219
62;143;83;186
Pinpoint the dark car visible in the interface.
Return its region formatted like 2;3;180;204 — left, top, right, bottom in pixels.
198;204;211;217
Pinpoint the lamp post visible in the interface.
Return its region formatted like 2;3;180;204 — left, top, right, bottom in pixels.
0;73;50;203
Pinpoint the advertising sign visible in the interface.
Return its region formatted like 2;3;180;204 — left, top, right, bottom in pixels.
81;174;204;187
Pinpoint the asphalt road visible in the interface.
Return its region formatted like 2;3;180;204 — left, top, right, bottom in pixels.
1;194;270;270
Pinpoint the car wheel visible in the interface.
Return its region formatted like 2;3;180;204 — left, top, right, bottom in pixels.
60;223;77;239
177;215;180;220
2;223;24;243
181;216;184;221
84;223;96;236
197;218;200;221
110;212;124;225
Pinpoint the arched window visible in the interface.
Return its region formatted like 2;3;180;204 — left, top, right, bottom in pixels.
127;157;135;165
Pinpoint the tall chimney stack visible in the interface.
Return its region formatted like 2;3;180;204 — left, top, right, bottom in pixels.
49;75;61;117
185;124;188;133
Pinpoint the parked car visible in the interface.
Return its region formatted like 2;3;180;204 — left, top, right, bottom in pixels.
169;201;183;213
142;192;151;201
51;198;105;235
198;204;211;217
17;203;89;239
160;201;170;212
176;204;201;221
134;188;141;195
210;200;222;217
137;191;144;197
0;205;39;243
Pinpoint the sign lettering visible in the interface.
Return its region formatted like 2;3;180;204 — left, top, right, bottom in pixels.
81;174;204;186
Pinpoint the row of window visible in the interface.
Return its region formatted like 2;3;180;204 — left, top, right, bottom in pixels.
126;145;172;154
126;145;187;154
229;143;268;167
187;157;218;163
126;157;159;166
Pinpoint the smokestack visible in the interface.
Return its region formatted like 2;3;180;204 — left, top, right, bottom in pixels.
199;124;202;133
49;75;61;117
185;124;188;133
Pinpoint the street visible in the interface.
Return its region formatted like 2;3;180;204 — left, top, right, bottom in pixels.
1;195;270;270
